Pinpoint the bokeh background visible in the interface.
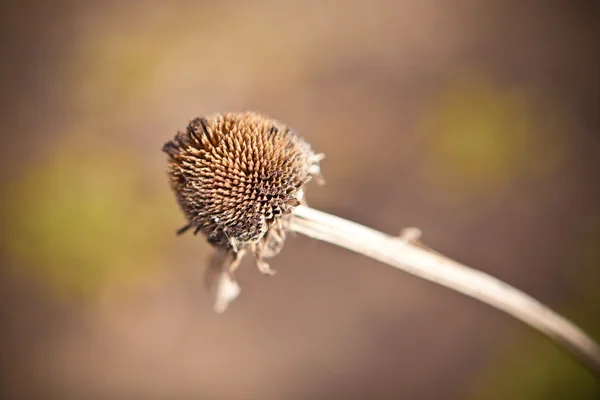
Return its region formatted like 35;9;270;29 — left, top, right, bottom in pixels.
1;0;599;399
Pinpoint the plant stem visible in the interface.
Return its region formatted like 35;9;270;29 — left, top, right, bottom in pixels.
290;204;600;377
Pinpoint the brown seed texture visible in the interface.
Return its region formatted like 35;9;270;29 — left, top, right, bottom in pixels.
163;112;322;260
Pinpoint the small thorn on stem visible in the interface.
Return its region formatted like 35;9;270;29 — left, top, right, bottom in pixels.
398;227;422;243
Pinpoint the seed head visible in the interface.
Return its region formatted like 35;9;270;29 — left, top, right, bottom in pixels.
163;112;323;296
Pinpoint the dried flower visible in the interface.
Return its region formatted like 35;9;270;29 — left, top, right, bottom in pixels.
163;112;323;311
158;116;600;378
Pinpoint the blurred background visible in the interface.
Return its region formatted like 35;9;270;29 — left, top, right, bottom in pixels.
1;0;599;398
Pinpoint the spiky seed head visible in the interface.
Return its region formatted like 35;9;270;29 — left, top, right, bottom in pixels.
162;112;322;255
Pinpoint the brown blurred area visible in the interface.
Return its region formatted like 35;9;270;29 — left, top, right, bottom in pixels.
1;0;599;399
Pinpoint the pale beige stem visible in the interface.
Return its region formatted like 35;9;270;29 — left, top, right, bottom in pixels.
290;204;600;377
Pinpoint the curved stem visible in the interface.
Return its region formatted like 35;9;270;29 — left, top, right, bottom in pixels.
290;205;600;377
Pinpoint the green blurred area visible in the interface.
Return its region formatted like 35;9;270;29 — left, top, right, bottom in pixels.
2;136;179;296
423;76;569;202
472;223;600;399
471;322;600;399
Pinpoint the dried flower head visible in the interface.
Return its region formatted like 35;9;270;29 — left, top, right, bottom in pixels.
163;112;323;311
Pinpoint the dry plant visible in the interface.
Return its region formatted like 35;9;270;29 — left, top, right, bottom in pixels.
163;112;600;377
